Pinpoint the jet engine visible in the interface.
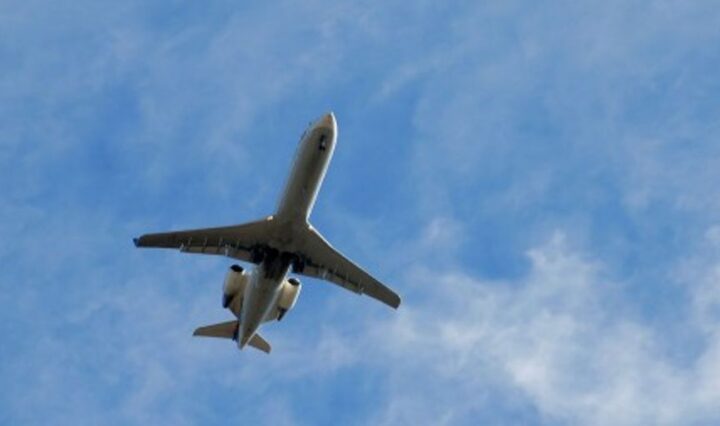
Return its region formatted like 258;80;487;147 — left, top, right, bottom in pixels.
276;277;302;321
223;264;249;309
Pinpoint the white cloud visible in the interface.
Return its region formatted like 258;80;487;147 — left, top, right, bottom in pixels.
301;230;720;425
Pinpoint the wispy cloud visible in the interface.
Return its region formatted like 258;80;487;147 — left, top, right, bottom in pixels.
298;231;720;425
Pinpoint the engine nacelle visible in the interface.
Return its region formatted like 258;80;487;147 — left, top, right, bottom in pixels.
222;264;248;309
276;277;302;321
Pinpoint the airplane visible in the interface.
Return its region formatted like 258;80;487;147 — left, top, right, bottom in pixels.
133;112;401;354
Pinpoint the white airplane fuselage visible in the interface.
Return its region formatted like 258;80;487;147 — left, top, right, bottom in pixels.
235;113;337;349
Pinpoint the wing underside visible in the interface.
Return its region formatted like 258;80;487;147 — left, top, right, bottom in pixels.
295;227;401;309
134;218;401;309
133;217;273;263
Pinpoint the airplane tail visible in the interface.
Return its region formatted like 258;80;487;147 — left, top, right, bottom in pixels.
246;333;271;354
193;321;271;354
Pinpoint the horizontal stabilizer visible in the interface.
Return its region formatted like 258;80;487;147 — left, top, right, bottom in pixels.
193;320;237;339
248;333;271;354
193;321;271;354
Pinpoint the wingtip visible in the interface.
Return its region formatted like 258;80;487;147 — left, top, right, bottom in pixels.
133;237;140;247
386;294;401;309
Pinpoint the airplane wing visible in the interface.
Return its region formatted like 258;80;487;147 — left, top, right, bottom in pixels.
297;227;401;309
133;217;273;264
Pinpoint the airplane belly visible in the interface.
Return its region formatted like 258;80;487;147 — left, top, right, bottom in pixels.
239;269;285;346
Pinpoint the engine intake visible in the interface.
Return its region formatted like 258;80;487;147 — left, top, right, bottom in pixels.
276;278;302;321
223;264;248;309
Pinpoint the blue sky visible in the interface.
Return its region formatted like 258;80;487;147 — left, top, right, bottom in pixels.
3;1;720;424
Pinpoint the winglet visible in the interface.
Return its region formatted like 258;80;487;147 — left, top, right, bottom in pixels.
133;237;140;247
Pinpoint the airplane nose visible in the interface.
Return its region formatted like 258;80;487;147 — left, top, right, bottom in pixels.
316;112;336;130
